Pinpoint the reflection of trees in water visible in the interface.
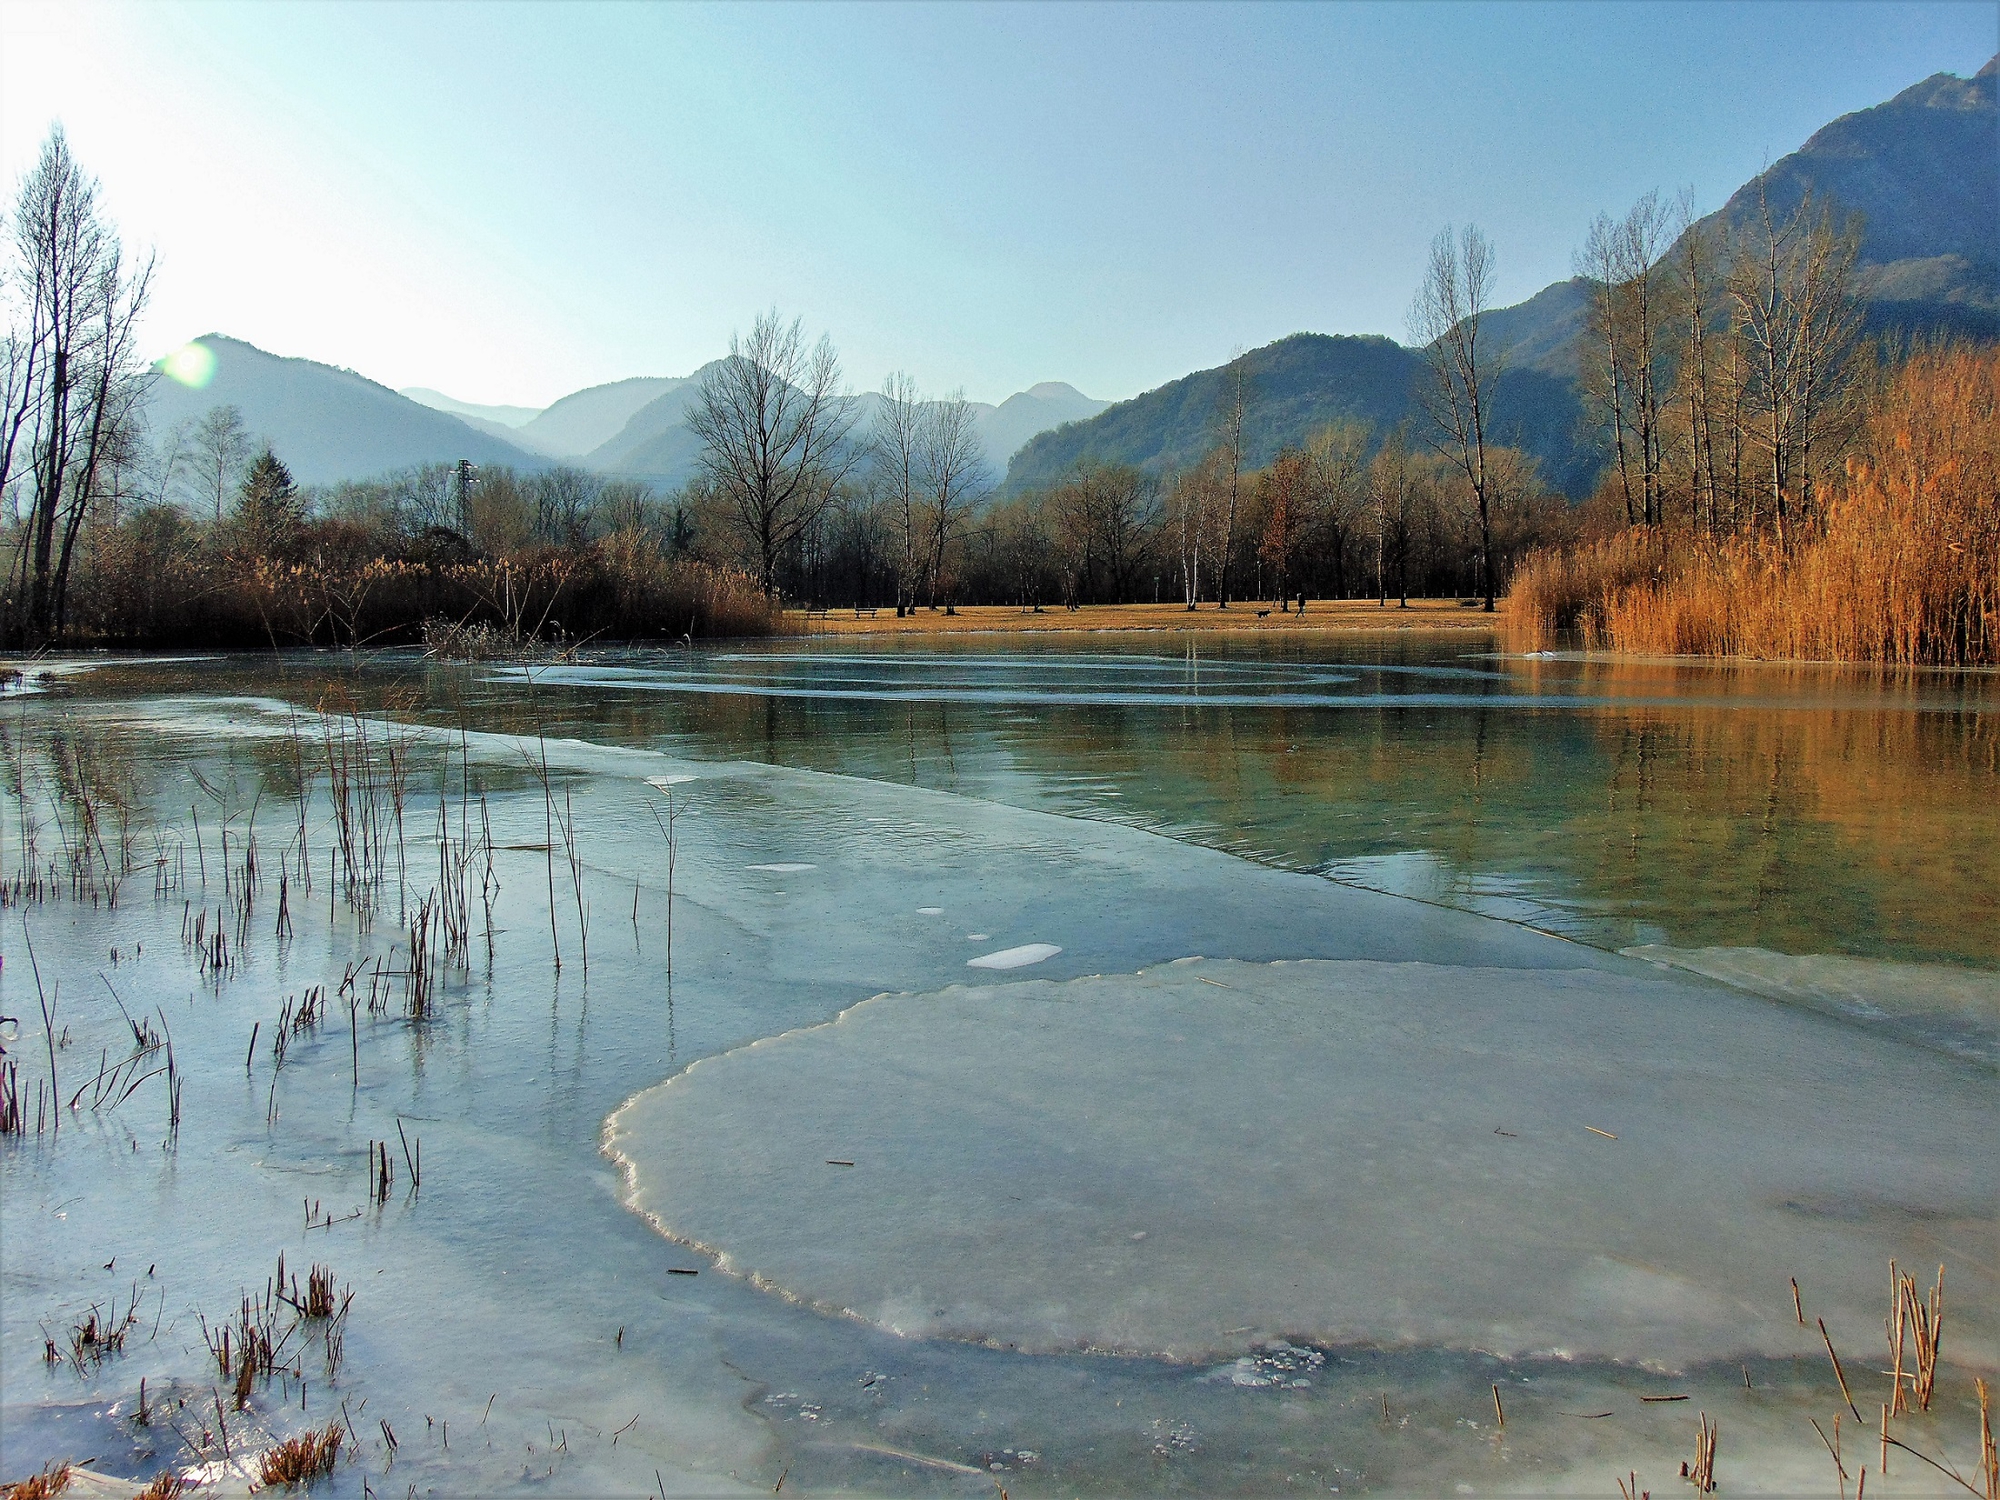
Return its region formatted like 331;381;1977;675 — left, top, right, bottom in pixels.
88;651;1995;966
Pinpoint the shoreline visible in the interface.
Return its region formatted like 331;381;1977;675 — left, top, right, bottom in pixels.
789;597;1505;637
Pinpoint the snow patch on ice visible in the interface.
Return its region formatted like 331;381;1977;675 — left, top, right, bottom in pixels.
746;863;816;873
967;943;1061;969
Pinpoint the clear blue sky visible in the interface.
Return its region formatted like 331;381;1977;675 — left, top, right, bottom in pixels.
2;0;1993;407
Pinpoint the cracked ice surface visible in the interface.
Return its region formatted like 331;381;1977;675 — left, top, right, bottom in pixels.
607;957;1996;1370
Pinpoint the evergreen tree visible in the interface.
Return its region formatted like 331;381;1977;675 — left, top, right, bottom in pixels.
235;447;305;553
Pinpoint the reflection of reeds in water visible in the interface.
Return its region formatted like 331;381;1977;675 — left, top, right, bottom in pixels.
0;717;144;910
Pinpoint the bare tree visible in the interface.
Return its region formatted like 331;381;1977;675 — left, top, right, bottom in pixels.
687;310;860;597
918;390;990;607
188;405;250;522
1668;191;1727;530
1409;224;1501;611
1166;467;1210;610
868;371;925;614
1577;192;1674;526
1727;184;1861;540
1368;425;1418;608
527;464;602;545
4;127;155;645
1211;352;1252;607
1257;448;1308;607
1304;419;1370;601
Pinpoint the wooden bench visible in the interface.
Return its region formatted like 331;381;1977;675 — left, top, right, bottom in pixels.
854;606;878;617
805;606;830;619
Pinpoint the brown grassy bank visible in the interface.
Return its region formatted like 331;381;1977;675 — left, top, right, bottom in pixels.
795;597;1504;637
1508;347;2000;664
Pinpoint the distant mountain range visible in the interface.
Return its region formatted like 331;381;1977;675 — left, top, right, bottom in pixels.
145;337;547;486
1008;56;1997;495
144;57;1992;502
141;336;1106;491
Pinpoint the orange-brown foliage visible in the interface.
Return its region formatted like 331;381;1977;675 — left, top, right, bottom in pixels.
256;1423;343;1488
1509;346;2000;664
0;1463;71;1500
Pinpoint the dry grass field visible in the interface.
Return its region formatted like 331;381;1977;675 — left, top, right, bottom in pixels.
793;598;1504;637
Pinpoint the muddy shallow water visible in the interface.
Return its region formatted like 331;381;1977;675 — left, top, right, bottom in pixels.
1;640;1994;1496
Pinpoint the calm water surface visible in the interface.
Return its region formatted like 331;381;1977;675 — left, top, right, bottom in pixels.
85;631;1988;969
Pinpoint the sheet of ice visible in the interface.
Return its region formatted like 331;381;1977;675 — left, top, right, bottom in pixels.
916;906;944;915
646;773;700;788
1625;944;2000;1067
966;942;1061;969
746;863;817;873
607;957;1995;1368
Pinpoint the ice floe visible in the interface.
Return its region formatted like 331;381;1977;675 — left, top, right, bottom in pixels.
606;957;1996;1367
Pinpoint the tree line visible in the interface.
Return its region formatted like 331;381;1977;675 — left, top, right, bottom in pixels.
7;119;1978;656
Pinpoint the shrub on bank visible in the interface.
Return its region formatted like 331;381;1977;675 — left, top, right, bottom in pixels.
43;519;783;650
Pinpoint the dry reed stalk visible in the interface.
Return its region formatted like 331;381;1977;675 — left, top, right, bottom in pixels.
1896;1265;1945;1412
1822;1317;1864;1422
0;1058;22;1135
0;1461;72;1500
1813;1414;1849;1496
132;1472;184;1500
1616;1473;1649;1500
1978;1379;1996;1500
1680;1412;1717;1493
256;1422;342;1488
1491;1383;1504;1429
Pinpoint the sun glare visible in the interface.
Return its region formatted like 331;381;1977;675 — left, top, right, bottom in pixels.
161;340;216;388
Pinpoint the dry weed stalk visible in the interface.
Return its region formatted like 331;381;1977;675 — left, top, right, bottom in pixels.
1978;1379;1996;1500
0;1461;72;1500
256;1422;342;1488
132;1472;185;1500
0;1058;22;1135
1680;1412;1717;1492
1889;1262;1945;1413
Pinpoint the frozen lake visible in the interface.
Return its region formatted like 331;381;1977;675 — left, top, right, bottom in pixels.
2;638;1995;1496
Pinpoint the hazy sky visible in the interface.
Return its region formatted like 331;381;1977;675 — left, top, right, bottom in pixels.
2;1;1992;407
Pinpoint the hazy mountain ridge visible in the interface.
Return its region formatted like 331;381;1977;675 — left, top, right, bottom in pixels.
1005;334;1596;497
587;373;1108;487
1008;57;1998;497
144;336;545;485
400;388;541;428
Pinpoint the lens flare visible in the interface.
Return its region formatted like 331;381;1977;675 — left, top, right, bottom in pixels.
160;341;216;388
